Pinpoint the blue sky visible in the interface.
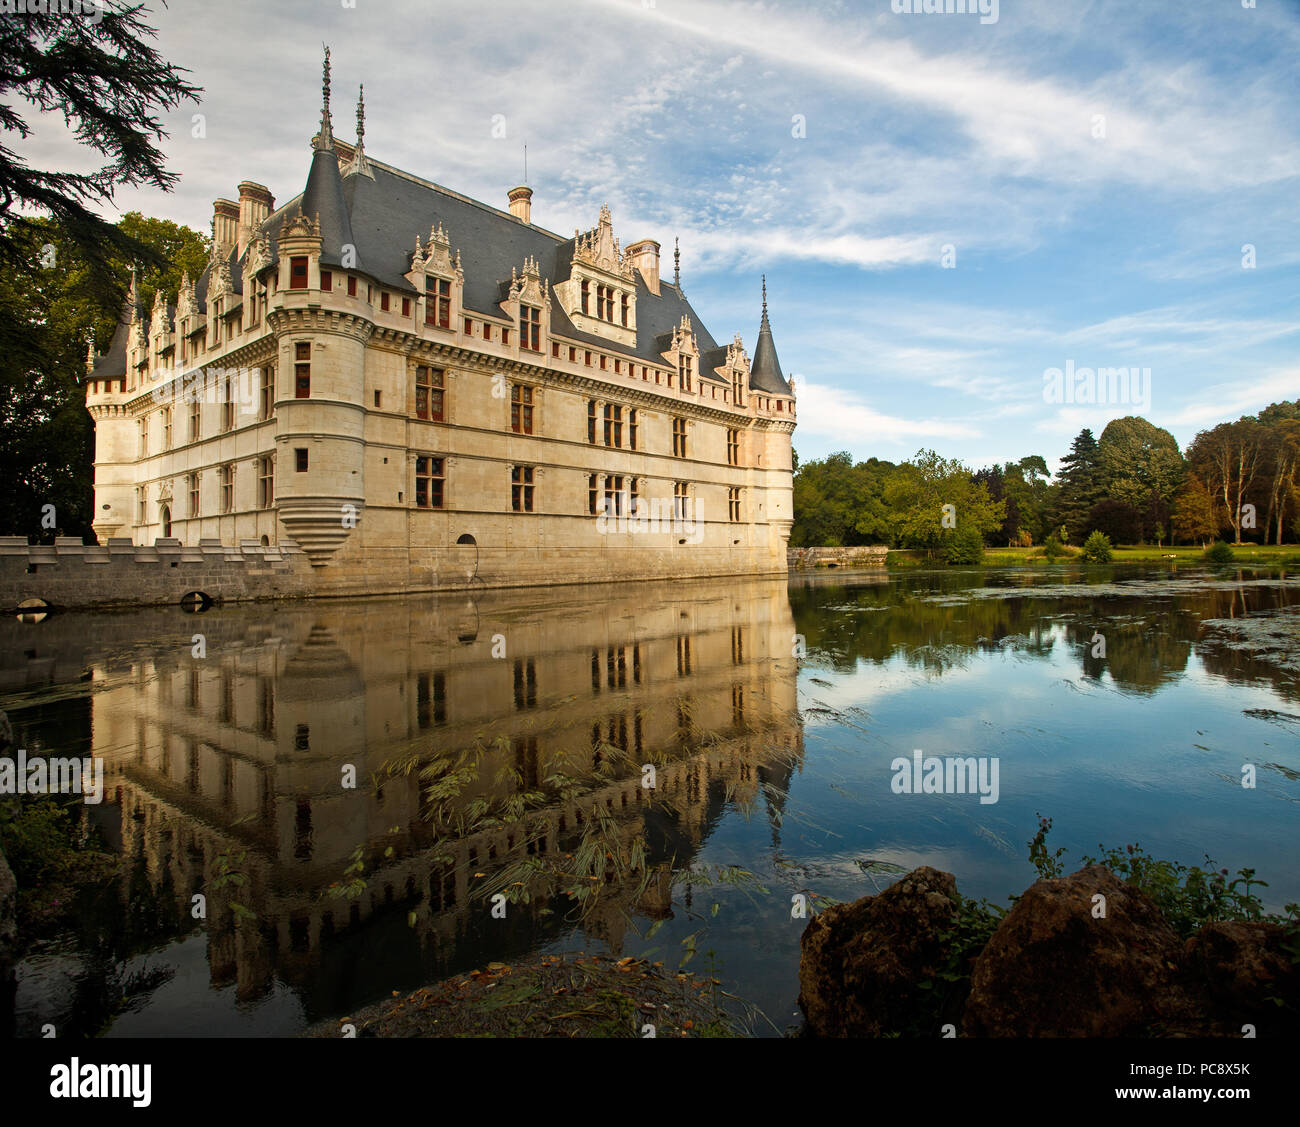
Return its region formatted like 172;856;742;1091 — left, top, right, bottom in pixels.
25;0;1300;472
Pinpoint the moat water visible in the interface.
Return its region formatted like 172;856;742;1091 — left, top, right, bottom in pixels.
2;564;1298;1037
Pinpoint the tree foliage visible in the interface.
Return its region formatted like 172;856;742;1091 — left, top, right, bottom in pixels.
0;1;201;280
1185;419;1266;545
1054;428;1102;544
1096;416;1183;542
790;405;1299;551
0;213;206;538
883;449;1005;554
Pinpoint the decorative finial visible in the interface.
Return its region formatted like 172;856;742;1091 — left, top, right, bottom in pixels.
348;82;372;176
762;274;768;316
315;45;335;151
674;237;680;288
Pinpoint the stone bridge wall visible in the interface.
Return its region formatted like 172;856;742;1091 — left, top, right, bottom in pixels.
0;536;315;613
788;546;889;569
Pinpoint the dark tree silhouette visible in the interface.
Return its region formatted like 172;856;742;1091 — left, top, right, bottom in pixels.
0;1;200;286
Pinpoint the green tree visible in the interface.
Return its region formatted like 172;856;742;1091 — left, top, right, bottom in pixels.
0;213;207;538
1170;474;1222;547
1254;407;1300;545
946;523;984;565
1096;416;1184;542
1054;428;1102;543
1002;456;1053;545
884;449;1005;555
790;452;895;547
1186;419;1266;545
1081;530;1113;563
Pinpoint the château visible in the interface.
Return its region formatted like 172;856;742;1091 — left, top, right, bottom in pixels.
85;51;796;593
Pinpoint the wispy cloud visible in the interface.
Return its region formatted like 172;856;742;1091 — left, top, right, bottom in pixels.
9;0;1293;471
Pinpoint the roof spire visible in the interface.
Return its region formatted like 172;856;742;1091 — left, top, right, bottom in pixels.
674;237;681;288
314;45;334;151
348;82;372;176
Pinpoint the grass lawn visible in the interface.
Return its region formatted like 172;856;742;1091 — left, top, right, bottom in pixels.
980;544;1300;566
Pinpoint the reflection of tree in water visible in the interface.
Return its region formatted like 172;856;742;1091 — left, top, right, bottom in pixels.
790;574;1299;699
1062;607;1195;693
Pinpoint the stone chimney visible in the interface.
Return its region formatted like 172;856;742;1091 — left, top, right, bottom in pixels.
626;238;661;296
237;182;275;257
508;185;533;223
212;198;240;253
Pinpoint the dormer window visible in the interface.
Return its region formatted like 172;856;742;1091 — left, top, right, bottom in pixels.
289;256;308;289
585;284;622;323
678;354;693;393
426;276;450;328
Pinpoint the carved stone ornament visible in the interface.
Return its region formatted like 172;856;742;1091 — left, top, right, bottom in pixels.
508;255;551;308
572;203;635;281
175;272;198;323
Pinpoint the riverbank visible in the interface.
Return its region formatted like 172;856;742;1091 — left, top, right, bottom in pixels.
301;952;742;1038
877;544;1300;567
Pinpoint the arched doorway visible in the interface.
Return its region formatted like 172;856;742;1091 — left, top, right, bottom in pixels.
160;505;172;538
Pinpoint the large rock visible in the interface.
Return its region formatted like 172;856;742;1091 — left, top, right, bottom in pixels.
1183;921;1300;1036
0;846;15;963
963;864;1193;1036
798;866;958;1036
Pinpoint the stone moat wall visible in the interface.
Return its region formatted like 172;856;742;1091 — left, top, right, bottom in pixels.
0;535;791;611
0;536;315;612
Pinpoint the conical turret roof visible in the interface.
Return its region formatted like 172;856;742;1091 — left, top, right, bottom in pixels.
750;275;789;394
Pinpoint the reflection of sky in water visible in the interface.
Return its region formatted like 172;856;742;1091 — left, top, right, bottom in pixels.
626;574;1300;1034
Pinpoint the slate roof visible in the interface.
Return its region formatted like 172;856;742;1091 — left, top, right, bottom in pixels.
90;307;130;381
750;303;790;395
92;141;790;396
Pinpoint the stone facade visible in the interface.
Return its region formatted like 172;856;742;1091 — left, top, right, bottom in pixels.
84;51;797;597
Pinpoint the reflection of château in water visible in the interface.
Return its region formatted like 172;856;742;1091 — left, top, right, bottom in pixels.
32;579;803;1013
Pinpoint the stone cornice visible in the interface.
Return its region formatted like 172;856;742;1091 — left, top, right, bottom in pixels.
404;341;769;426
